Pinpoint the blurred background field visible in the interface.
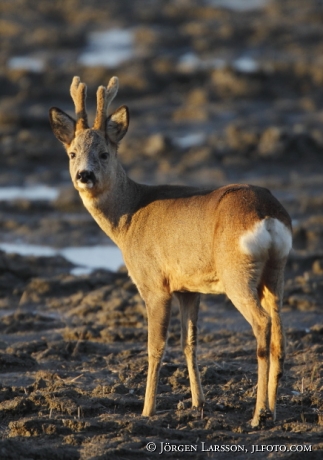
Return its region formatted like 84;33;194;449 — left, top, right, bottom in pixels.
1;0;323;249
1;0;323;253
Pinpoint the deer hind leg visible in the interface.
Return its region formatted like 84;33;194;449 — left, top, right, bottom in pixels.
176;292;205;409
224;264;271;428
259;261;286;421
142;291;172;417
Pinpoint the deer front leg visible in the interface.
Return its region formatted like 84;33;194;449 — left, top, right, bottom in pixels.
142;291;172;417
176;292;205;409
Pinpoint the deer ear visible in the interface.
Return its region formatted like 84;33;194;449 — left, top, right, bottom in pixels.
106;105;129;144
49;107;76;146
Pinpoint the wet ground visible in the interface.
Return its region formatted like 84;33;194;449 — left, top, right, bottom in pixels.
0;0;323;458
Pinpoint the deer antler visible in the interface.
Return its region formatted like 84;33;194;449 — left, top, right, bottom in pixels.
70;76;89;132
93;76;119;131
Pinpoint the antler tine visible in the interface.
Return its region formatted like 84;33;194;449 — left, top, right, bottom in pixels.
93;76;119;131
70;76;89;131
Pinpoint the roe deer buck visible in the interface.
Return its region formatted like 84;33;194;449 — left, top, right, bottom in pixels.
49;76;292;427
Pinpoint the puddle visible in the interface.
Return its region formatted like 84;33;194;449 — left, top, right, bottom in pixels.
207;0;268;11
173;133;206;149
62;246;124;274
7;56;45;72
178;52;225;72
233;56;259;73
78;28;134;68
0;185;59;201
178;52;259;75
0;243;124;273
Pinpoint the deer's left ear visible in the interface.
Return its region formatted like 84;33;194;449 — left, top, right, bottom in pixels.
49;107;76;146
106;105;129;144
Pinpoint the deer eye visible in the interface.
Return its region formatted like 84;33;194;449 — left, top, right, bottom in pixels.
100;152;109;160
69;152;76;159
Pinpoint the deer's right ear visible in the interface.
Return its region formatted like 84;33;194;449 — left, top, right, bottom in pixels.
49;107;76;146
106;105;129;145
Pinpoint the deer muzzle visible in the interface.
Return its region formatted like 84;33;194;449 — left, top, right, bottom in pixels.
76;170;96;188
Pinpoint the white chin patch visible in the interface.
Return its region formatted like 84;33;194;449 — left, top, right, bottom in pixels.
78;181;93;190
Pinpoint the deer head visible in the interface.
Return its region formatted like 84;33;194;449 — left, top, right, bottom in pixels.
49;76;129;196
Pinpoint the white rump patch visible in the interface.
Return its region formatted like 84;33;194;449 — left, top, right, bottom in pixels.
240;218;292;259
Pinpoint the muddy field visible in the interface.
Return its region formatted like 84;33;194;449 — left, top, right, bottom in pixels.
1;0;323;458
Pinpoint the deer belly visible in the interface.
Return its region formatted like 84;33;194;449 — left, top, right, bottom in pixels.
170;272;225;295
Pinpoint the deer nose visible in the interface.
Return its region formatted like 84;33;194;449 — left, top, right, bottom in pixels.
77;170;96;184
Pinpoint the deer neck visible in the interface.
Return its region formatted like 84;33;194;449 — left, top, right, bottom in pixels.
78;164;141;246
